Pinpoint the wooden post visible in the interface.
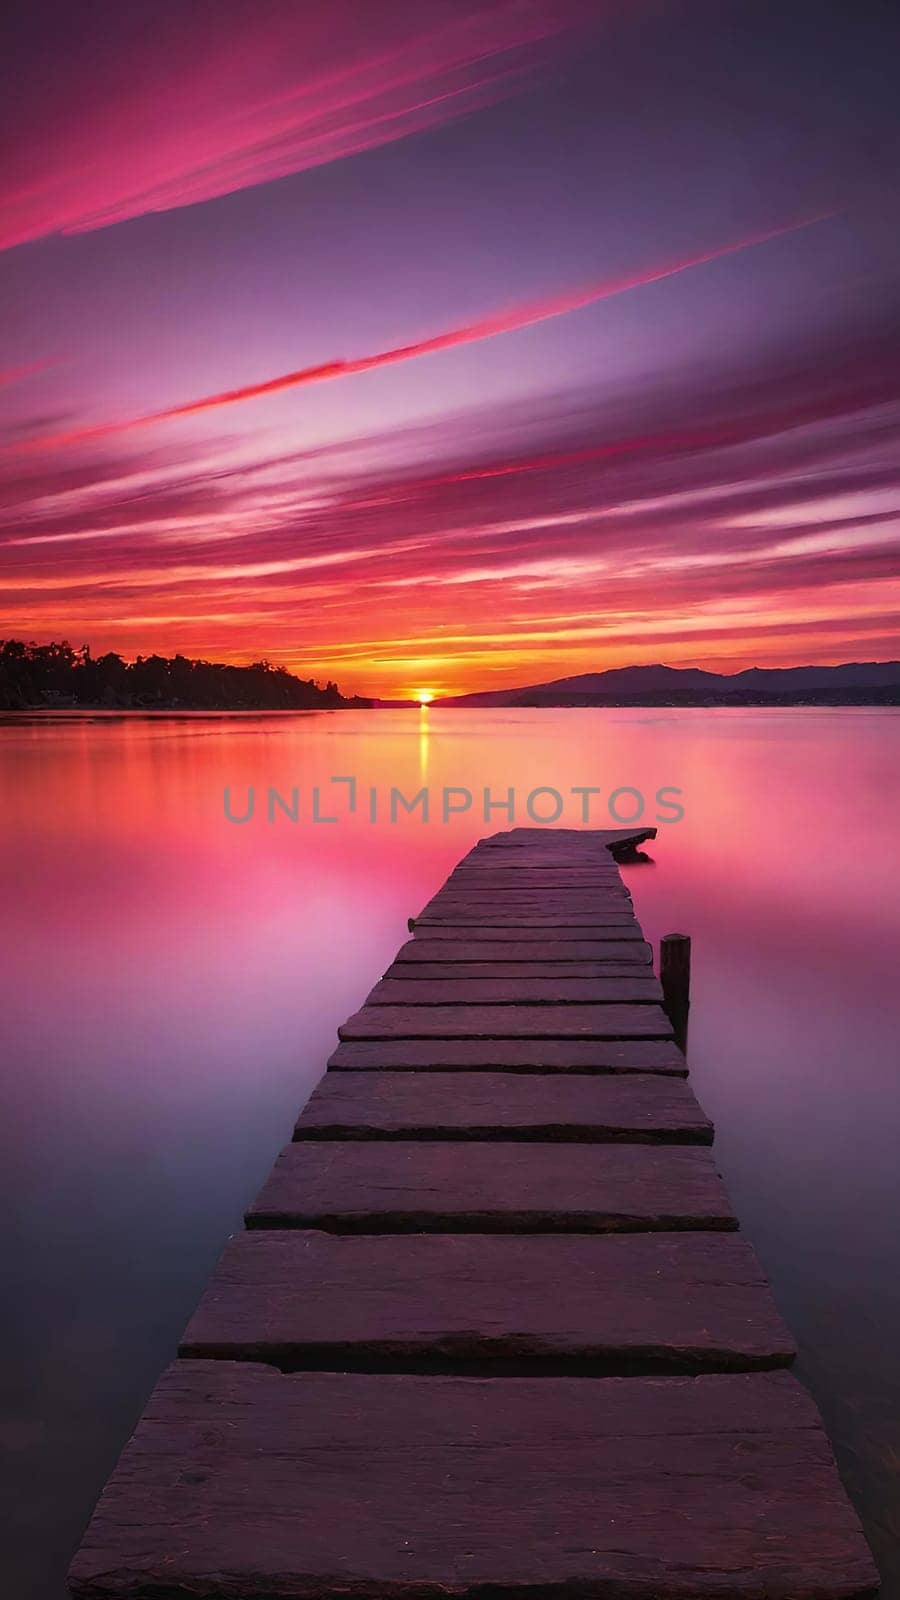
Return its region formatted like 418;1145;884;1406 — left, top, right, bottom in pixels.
660;932;691;1050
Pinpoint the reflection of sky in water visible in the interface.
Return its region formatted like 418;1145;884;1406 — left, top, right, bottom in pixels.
1;706;899;1596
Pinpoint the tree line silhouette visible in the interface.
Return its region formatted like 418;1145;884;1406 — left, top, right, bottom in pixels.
0;640;369;711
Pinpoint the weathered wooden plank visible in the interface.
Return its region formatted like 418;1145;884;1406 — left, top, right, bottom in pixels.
418;898;635;907
421;904;635;920
246;1141;734;1232
421;903;634;920
367;977;663;1005
455;863;625;876
180;1231;794;1371
447;860;627;873
473;823;657;846
429;879;630;888
338;1003;673;1039
385;960;653;978
424;890;632;905
454;856;608;870
442;867;628;876
68;1365;877;1600
461;851;642;866
446;882;626;895
461;860;614;868
441;876;624;889
393;937;654;963
415;913;642;927
327;1038;688;1074
294;1070;712;1142
424;906;635;921
412;921;646;941
454;853;625;864
461;855;641;867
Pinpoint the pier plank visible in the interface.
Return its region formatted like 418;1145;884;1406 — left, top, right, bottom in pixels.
393;938;653;963
339;1003;673;1039
455;866;626;879
444;863;628;875
406;928;643;934
461;844;630;857
411;922;645;939
385;961;652;978
448;879;626;889
420;904;635;920
442;878;627;892
327;1037;688;1073
458;855;641;869
413;921;637;934
68;1365;878;1600
451;870;627;883
420;909;636;924
367;976;662;1004
246;1140;735;1232
294;1070;712;1142
470;824;657;845
422;896;630;908
180;1231;793;1371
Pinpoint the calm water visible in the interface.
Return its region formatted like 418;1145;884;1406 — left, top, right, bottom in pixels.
2;707;899;1598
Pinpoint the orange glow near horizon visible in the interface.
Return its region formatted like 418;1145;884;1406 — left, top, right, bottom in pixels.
5;572;900;700
8;620;884;701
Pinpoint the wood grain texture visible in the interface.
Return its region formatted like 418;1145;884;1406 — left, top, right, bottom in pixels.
411;920;646;940
449;860;626;871
366;977;663;1005
423;891;632;907
326;1037;688;1073
294;1070;712;1142
450;858;625;868
441;866;628;878
441;880;628;894
419;905;636;922
415;913;642;927
393;938;653;964
338;1003;673;1039
68;1364;877;1600
246;1140;735;1232
180;1230;794;1371
385;960;654;978
457;865;627;877
472;824;657;847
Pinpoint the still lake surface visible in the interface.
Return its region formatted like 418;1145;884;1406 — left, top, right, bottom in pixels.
2;706;899;1598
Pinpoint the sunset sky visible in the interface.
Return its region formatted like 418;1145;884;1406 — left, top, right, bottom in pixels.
2;0;899;698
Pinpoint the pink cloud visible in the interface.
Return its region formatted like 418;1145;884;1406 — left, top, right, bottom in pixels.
14;212;832;452
0;1;591;252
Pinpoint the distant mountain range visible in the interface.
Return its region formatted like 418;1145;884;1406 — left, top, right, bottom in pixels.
436;662;900;708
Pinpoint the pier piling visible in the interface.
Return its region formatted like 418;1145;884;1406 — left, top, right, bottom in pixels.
661;930;691;1047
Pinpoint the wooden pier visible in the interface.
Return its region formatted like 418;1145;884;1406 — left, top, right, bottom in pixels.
68;827;878;1599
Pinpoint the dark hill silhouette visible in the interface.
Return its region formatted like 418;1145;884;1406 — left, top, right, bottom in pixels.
438;661;900;707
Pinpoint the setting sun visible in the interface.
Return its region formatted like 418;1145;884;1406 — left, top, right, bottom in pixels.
413;689;435;705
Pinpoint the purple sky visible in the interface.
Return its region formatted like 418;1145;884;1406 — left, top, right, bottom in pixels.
1;0;899;696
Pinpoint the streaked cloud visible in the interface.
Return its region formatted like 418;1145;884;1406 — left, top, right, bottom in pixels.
15;213;832;452
0;0;592;252
3;305;899;693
